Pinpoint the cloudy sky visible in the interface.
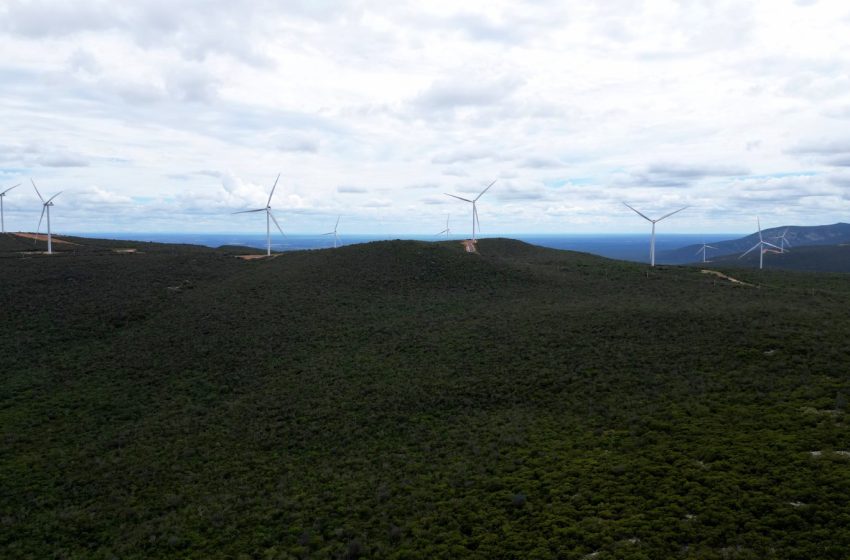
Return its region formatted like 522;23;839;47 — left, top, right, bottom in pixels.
2;0;850;235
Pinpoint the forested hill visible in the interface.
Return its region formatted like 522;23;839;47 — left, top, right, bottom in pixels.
704;243;850;273
658;222;850;264
2;236;850;558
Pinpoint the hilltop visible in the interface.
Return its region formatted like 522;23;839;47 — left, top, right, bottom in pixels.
658;222;850;265
2;237;850;559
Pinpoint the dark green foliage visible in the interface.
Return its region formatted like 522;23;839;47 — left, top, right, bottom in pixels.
698;244;850;273
1;237;849;558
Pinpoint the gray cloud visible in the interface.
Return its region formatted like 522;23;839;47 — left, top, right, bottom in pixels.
791;139;850;155
619;162;749;188
518;157;564;169
337;185;368;194
420;196;448;205
278;137;320;153
442;168;469;177
432;148;493;164
0;143;90;168
412;75;524;114
40;154;89;167
789;139;850;168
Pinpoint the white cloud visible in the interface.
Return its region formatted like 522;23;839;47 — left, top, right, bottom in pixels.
1;0;850;234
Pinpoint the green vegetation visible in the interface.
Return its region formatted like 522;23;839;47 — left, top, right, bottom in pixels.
2;236;850;558
705;244;850;273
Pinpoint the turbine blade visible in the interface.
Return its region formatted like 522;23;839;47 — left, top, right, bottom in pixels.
31;179;44;202
622;202;651;222
1;183;20;195
739;242;760;258
445;193;473;203
335;215;340;230
35;206;46;243
232;208;267;214
267;173;281;207
269;210;286;238
757;217;762;241
474;179;497;201
763;241;781;250
46;191;63;203
656;206;689;222
695;246;703;255
474;204;481;234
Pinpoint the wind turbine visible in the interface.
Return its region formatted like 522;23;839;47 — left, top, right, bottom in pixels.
322;215;340;248
445;180;496;242
32;180;62;254
739;217;781;270
772;229;792;254
623;202;689;267
0;183;20;234
696;242;718;263
436;214;451;240
233;174;286;257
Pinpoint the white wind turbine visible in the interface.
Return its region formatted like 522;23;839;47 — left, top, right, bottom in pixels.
436;214;451;240
32;180;62;254
445;180;496;242
1;183;21;234
322;215;340;248
623;202;689;267
739;217;781;270
772;229;792;254
233;174;286;257
696;242;718;263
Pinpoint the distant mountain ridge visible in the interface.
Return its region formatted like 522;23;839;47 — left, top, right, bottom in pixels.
658;222;850;264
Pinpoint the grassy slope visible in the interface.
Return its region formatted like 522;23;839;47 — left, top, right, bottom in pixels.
1;238;849;559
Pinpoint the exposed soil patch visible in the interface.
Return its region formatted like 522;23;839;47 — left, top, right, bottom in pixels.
235;254;279;260
14;233;77;245
461;239;478;253
701;269;752;286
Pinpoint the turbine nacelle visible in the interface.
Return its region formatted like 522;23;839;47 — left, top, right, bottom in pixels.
623;202;689;267
232;174;285;256
445;180;496;243
739;217;782;269
31;179;62;254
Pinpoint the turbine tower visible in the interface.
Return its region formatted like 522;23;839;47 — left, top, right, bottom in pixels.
772;229;792;253
322;216;340;248
32;179;62;255
233;174;286;257
623;202;688;267
445;180;496;243
436;214;451;240
739;217;781;270
0;183;20;234
696;242;718;263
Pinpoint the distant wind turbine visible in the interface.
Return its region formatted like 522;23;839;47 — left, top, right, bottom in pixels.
0;183;20;234
772;229;792;254
696;242;718;263
32;179;62;254
739;217;781;270
623;202;689;267
445;180;496;243
436;214;451;240
233;174;286;257
322;215;340;248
